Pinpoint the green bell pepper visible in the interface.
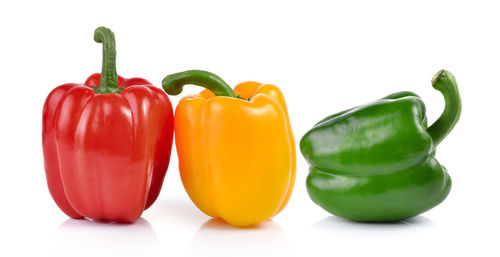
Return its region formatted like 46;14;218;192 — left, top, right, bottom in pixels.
300;70;461;221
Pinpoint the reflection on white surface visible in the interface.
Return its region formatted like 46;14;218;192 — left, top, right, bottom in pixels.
49;218;160;257
186;218;292;257
312;215;435;233
310;215;437;244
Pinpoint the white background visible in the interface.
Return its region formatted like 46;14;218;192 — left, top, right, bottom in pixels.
1;0;499;256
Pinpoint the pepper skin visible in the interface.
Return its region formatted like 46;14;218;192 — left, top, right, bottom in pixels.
162;70;296;227
300;70;461;221
42;27;174;223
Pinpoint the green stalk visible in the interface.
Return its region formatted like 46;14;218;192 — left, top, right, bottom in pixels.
162;70;236;98
427;70;462;148
93;27;121;94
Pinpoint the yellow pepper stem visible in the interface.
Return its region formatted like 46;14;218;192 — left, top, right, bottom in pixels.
162;70;236;98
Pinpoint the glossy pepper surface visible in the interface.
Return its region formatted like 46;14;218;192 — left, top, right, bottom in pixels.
42;27;174;223
163;70;296;227
300;70;461;221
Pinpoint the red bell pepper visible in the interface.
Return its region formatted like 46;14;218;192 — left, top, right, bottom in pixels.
42;27;174;223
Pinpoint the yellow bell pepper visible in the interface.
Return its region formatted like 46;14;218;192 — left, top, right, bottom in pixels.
162;70;296;227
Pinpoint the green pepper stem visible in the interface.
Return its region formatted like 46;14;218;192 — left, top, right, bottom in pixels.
162;70;236;98
427;70;462;148
93;27;121;94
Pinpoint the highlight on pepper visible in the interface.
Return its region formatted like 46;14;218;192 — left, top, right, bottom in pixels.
300;70;461;222
42;26;174;223
162;70;296;227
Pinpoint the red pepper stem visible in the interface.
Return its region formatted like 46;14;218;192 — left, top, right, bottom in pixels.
93;27;121;94
427;70;461;149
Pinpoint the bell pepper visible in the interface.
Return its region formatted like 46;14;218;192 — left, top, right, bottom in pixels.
162;70;296;227
42;27;174;223
300;70;461;221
